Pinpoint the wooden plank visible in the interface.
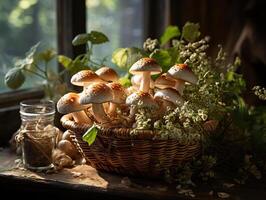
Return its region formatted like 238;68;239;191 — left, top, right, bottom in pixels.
0;149;266;200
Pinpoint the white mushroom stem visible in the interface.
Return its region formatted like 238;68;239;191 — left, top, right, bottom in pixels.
92;103;111;123
140;72;151;92
174;79;185;95
128;106;137;122
72;110;91;124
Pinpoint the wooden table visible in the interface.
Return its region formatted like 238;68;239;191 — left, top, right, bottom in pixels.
0;149;265;200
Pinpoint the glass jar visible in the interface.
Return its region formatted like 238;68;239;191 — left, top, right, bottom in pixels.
19;99;56;170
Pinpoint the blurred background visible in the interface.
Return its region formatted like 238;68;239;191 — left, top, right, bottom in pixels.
0;0;265;145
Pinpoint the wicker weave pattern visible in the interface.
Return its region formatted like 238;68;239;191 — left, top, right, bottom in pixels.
61;114;201;177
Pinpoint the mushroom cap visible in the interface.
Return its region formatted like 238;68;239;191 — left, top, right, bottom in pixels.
131;74;155;88
107;82;126;104
57;92;86;114
167;64;198;84
71;70;104;86
95;66;119;82
129;58;162;75
126;91;158;109
155;73;176;89
80;82;113;104
154;88;184;105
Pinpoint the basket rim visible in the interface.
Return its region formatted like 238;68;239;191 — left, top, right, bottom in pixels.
61;114;163;140
60;114;201;143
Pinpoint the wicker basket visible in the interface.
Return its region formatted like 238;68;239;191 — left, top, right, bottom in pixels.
61;114;201;177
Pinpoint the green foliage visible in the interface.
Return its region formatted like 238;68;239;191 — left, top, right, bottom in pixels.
160;25;180;45
150;49;172;71
36;49;56;62
118;74;131;87
181;22;201;42
72;31;109;46
112;47;145;69
58;55;88;75
116;22;266;183
82;124;99;146
5;67;25;89
5;29;109;100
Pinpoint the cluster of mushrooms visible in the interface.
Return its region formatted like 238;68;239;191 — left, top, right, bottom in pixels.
57;57;198;128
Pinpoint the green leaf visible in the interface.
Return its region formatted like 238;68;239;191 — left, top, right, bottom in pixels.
5;68;25;89
82;125;99;146
87;31;109;44
182;22;201;42
160;26;180;45
25;42;40;59
58;55;88;75
72;34;90;46
150;49;172;72
112;47;144;69
119;75;131;87
232;97;250;129
72;31;109;46
36;49;56;62
15;42;40;69
58;55;72;68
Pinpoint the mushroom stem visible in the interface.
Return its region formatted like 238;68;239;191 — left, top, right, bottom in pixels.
72;110;91;124
92;103;111;123
140;72;151;92
174;79;185;95
127;106;137;122
108;103;117;116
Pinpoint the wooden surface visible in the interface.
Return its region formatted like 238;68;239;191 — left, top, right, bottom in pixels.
0;149;265;200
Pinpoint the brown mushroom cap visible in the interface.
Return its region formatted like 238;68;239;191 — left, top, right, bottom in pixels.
167;64;198;84
107;82;126;104
126;91;158;109
154;88;184;105
96;66;119;82
71;70;104;86
57;93;86;114
129;58;162;75
154;73;176;89
80;82;113;104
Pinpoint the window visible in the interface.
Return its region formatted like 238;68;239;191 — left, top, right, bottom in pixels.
86;0;144;67
0;0;57;93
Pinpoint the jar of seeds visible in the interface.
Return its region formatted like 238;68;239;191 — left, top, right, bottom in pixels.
17;99;56;170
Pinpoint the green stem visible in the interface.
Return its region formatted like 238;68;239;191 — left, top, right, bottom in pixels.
89;59;102;66
23;68;46;79
44;61;49;78
34;64;46;74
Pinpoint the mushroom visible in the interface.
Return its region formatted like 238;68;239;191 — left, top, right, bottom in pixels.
154;88;184;115
154;73;176;89
80;82;113;124
166;64;198;95
71;70;105;90
95;66;119;82
129;58;162;93
107;82;127;116
131;74;155;89
57;92;91;124
126;91;158;120
57;139;79;160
